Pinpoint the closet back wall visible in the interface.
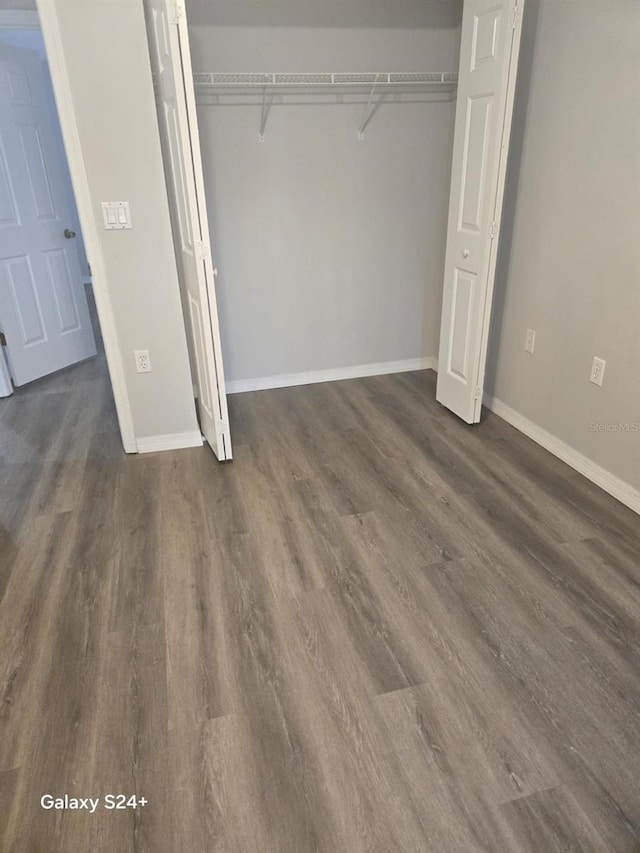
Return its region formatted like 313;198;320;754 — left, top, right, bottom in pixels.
189;25;460;389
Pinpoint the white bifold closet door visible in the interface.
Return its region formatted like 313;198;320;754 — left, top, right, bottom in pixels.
144;0;232;461
437;0;524;423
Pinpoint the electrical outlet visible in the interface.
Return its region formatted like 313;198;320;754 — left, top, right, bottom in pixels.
525;328;536;354
134;349;152;373
590;356;606;386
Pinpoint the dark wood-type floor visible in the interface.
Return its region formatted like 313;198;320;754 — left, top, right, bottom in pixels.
1;356;639;852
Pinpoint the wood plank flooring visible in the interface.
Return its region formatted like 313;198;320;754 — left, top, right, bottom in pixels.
1;357;639;852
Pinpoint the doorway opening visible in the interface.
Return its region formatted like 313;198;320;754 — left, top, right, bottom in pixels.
0;19;119;457
144;0;524;463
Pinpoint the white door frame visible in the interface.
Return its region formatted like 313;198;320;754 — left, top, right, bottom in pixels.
1;6;137;452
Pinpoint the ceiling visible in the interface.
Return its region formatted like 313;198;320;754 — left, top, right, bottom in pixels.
185;0;462;29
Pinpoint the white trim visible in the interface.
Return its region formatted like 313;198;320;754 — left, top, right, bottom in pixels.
0;11;40;29
37;0;137;453
136;431;203;454
226;357;437;394
484;394;640;515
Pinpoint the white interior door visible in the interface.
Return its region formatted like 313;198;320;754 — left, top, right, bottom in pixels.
144;0;232;461
0;43;96;387
436;0;524;423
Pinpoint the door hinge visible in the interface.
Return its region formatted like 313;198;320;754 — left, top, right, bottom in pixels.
215;418;228;437
489;220;498;239
172;0;185;23
474;386;482;402
195;241;210;260
0;332;6;347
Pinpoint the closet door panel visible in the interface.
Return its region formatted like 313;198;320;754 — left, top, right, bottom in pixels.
144;0;232;461
437;0;524;423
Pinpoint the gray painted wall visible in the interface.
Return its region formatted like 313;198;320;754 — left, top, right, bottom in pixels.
190;25;459;383
486;0;640;491
49;0;199;442
186;0;462;29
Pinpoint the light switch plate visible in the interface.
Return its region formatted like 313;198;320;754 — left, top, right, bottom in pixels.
102;201;132;230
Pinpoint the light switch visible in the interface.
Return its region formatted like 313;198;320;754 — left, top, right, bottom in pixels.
102;201;132;230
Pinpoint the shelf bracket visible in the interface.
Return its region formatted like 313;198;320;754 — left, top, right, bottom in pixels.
358;75;381;140
259;83;272;141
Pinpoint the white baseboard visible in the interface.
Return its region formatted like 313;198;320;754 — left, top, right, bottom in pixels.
136;431;203;454
484;394;640;515
226;357;438;395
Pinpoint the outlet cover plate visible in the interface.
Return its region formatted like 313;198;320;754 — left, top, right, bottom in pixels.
134;349;152;373
590;356;606;386
525;329;536;354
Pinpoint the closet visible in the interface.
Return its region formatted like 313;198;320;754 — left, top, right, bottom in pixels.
144;0;524;460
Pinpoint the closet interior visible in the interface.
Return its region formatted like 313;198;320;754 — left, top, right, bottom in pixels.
184;0;464;392
146;0;523;457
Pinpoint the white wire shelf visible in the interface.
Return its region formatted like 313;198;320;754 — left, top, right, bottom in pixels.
188;71;458;139
193;71;458;90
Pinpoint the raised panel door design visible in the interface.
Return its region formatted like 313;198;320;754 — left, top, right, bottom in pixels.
458;94;493;233
45;248;81;333
3;255;47;345
0;135;19;227
7;68;31;104
471;7;502;69
188;293;214;418
448;268;475;381
18;123;56;220
164;101;193;252
152;6;170;74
